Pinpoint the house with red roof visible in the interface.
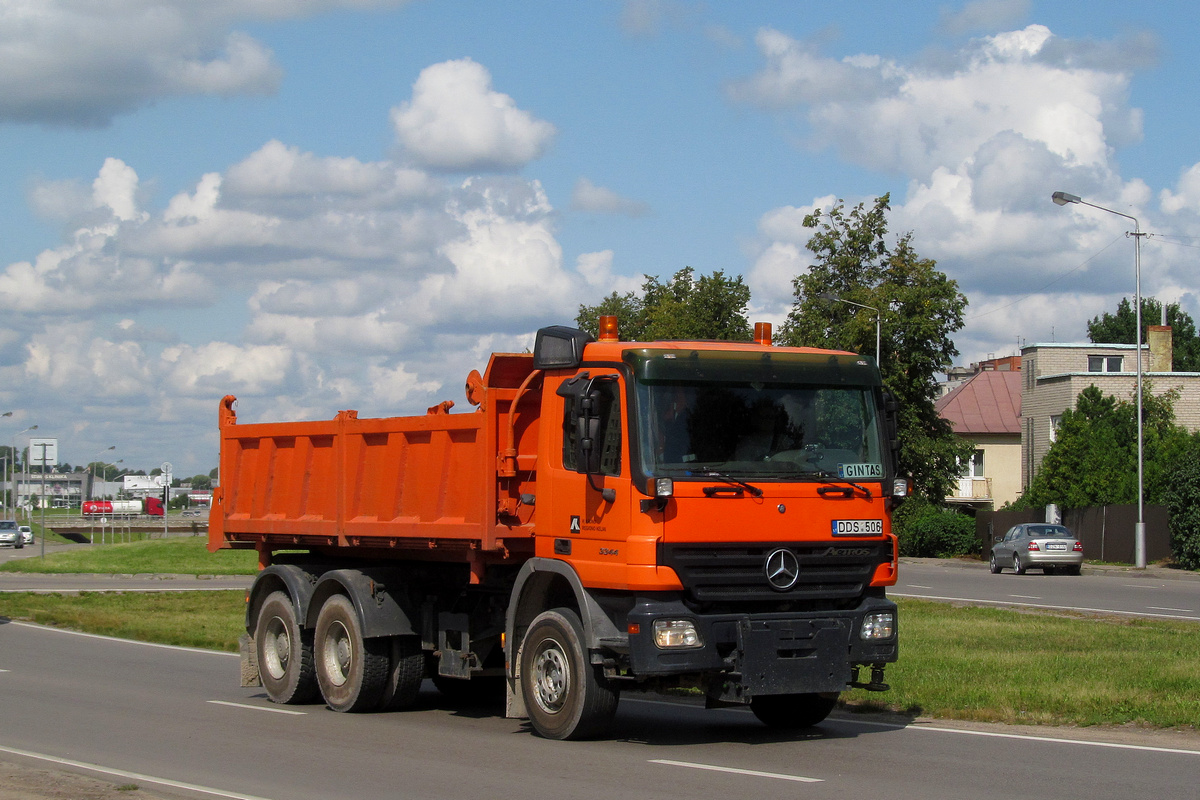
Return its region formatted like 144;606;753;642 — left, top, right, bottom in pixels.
935;368;1023;509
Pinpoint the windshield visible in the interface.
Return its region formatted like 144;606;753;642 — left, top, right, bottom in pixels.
627;349;887;481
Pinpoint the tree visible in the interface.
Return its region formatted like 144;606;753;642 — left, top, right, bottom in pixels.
577;267;752;341
1088;297;1200;372
779;194;972;501
1162;436;1200;570
1022;383;1191;510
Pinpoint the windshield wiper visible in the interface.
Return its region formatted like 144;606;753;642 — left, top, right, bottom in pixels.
788;469;873;500
693;470;764;498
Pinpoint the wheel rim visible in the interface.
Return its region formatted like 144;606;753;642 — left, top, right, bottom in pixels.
321;620;352;687
262;615;291;680
1013;555;1021;572
531;637;570;715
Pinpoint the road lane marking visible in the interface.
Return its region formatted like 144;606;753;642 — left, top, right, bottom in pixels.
650;759;822;783
10;621;239;656
208;700;306;716
0;744;277;800
1008;594;1042;599
906;584;934;589
1147;606;1194;613
890;592;1200;621
844;719;1200;756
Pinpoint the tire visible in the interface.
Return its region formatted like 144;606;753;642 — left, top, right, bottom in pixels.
254;591;319;704
519;608;619;740
989;553;1001;574
380;635;425;711
314;594;390;713
1013;554;1027;575
750;692;839;729
1065;564;1082;576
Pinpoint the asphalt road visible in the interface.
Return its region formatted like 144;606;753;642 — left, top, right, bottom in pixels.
1;620;1199;800
896;558;1200;621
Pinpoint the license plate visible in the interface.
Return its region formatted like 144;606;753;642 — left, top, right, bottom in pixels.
832;519;883;536
1047;543;1067;551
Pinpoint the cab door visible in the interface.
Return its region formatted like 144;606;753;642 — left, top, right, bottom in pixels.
537;371;632;588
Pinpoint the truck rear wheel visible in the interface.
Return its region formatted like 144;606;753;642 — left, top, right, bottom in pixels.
254;591;318;704
519;608;618;740
380;635;425;711
314;594;389;712
750;692;839;729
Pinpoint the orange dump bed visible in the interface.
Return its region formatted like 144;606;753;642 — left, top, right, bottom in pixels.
209;354;540;564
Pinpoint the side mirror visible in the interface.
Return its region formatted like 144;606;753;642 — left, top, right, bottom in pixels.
557;373;604;474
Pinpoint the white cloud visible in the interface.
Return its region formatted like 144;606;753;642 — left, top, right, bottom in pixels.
390;59;557;171
571;178;650;217
938;0;1030;36
730;25;1141;178
736;23;1172;359
0;1;416;126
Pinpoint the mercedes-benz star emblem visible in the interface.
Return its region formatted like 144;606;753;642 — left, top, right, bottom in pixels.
764;547;800;591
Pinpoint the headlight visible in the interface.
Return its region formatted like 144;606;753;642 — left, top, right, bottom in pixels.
653;619;702;649
860;612;895;640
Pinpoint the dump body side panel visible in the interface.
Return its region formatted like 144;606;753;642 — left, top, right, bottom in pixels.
210;353;541;560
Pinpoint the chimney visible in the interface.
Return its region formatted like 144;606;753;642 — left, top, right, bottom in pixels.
1148;325;1173;372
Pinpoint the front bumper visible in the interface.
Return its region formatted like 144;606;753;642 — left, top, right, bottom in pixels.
623;594;897;699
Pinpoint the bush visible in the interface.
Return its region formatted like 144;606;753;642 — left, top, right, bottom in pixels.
894;498;978;558
1163;457;1200;570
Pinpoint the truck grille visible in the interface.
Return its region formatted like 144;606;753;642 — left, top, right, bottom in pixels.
658;541;891;605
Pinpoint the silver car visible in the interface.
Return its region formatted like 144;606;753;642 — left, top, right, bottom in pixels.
0;519;18;548
991;523;1084;575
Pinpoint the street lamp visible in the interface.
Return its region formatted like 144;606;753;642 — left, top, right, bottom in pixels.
0;412;11;513
818;292;881;363
89;446;116;502
1051;190;1146;568
12;425;37;520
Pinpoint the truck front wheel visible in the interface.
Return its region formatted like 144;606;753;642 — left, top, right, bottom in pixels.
314;594;389;713
254;591;318;704
519;608;618;740
750;692;839;729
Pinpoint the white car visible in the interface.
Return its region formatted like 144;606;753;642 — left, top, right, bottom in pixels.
18;525;33;545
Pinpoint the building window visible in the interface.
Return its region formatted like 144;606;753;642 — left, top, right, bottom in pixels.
959;449;984;478
1087;355;1123;373
1049;415;1062;442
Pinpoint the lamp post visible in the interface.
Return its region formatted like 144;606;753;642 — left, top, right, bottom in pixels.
12;425;37;521
1051;190;1145;568
0;411;10;514
818;292;881;364
89;446;116;502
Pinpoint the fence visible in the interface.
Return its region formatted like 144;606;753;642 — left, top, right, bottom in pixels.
976;505;1171;565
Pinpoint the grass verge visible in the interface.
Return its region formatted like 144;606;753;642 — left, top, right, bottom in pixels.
0;536;258;575
0;591;1196;731
843;599;1200;730
0;590;245;651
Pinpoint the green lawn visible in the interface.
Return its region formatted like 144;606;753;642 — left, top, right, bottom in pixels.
0;536;258;575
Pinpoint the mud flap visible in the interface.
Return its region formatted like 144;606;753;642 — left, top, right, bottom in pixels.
239;633;262;687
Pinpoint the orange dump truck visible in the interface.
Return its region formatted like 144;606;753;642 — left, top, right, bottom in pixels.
210;319;905;739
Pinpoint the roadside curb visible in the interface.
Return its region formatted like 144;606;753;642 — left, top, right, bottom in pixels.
900;556;1200;582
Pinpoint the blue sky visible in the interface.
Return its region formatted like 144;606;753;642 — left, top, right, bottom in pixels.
2;0;1199;476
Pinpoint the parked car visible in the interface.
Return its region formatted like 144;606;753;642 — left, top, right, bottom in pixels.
18;525;33;545
0;519;19;548
991;523;1084;575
